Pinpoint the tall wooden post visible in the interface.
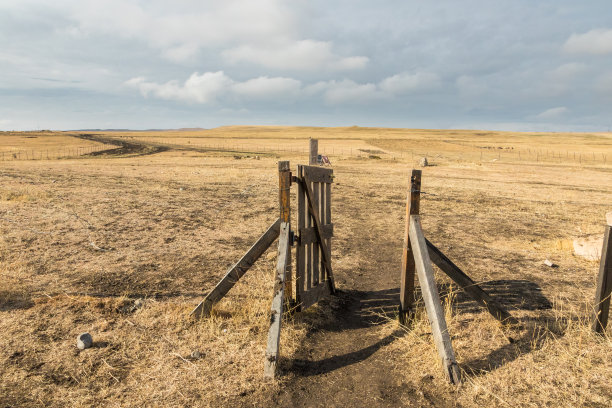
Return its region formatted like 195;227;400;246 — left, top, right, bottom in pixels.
399;170;421;324
309;139;318;165
278;161;292;301
593;224;612;334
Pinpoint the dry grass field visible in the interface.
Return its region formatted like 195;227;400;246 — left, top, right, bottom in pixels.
1;127;611;407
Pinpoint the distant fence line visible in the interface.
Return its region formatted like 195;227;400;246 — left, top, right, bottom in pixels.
0;144;110;161
120;136;610;165
0;136;608;165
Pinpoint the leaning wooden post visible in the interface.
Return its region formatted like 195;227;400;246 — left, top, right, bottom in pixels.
278;160;292;302
593;223;612;334
410;215;461;384
399;169;421;324
309;139;318;165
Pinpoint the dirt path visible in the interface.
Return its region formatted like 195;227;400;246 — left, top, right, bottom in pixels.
266;182;452;407
73;133;169;157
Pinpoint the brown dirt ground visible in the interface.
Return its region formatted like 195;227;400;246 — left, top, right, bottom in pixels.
0;128;611;407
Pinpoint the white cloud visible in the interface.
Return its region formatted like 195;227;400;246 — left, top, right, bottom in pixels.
223;40;368;71
127;70;445;106
305;79;383;104
126;72;233;104
536;107;569;120
379;72;440;94
126;72;301;104
232;77;301;99
564;29;612;55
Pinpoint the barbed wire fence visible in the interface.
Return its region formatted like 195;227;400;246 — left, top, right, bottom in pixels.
0;135;608;165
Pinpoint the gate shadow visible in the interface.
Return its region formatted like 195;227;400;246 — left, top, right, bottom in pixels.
287;279;554;377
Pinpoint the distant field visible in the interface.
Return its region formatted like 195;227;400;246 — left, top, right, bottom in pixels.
0;127;611;407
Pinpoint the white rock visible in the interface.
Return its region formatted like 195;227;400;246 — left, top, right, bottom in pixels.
573;235;603;261
419;157;428;167
77;332;93;350
543;259;556;267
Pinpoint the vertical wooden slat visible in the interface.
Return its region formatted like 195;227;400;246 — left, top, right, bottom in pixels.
309;139;318;165
325;181;331;283
593;225;612;334
400;169;422;324
296;166;305;308
305;169;312;293
278;161;292;302
409;215;461;385
312;179;320;287
264;223;291;379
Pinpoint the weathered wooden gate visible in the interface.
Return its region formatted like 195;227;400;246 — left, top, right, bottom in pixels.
295;165;335;310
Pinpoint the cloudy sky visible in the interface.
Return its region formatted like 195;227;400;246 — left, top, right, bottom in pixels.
1;1;612;131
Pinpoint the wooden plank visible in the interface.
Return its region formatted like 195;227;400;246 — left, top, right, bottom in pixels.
325;181;332;284
299;224;334;245
426;238;518;325
296;166;306;309
309;139;318;165
304;168;312;293
301;175;336;294
302;165;333;184
409;215;461;385
191;218;281;318
278;161;292;302
593;225;612;334
264;222;291;379
312;180;320;288
399;170;421;324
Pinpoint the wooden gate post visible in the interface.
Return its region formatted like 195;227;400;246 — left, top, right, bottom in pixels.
278;160;292;302
399;169;421;324
309;139;318;165
593;224;612;334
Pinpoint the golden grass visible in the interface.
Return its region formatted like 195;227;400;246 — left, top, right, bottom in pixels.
0;127;611;406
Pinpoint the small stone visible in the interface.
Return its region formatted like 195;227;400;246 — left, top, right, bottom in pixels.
77;332;93;350
419;157;428;167
543;259;557;267
133;298;144;309
190;351;202;359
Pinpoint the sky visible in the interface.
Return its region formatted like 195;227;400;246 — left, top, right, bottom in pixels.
1;0;612;132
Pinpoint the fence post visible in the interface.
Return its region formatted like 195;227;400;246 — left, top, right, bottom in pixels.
278;161;292;302
593;223;612;334
309;139;318;165
399;169;421;324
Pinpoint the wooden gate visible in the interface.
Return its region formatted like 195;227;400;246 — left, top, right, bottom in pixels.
295;165;335;310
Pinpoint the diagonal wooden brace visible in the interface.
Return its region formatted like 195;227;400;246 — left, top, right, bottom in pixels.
190;218;281;319
299;175;336;294
425;238;518;325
